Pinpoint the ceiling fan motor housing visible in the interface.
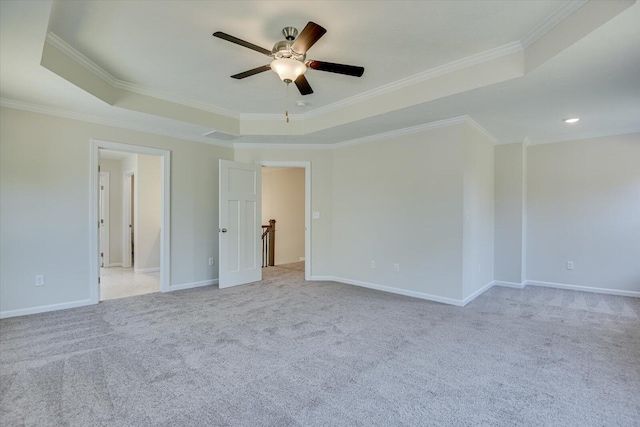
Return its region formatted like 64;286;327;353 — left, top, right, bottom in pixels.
272;39;305;61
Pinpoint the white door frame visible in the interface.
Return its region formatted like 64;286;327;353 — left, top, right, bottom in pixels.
256;161;311;281
99;172;110;267
122;170;135;269
90;139;171;304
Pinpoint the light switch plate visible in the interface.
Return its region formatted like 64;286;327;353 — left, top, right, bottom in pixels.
313;211;320;219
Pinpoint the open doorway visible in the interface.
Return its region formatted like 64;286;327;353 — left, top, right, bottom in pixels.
90;139;171;305
98;150;162;300
258;161;311;280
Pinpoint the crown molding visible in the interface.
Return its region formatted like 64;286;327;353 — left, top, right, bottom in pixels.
333;116;470;149
45;0;591;130
464;116;498;144
496;136;529;145
240;113;288;121
46;33;118;86
233;142;335;150
0;98;234;148
520;0;589;48
527;126;640;146
45;33;239;120
233;116;493;151
242;41;525;123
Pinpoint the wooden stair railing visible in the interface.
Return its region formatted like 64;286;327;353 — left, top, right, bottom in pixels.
261;219;276;267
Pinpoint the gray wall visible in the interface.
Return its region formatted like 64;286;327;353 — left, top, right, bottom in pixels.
526;133;640;292
494;143;526;284
0;107;232;315
332;125;466;300
462;126;495;299
2;104;637;317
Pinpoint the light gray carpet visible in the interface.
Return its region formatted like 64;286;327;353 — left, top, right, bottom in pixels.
1;262;639;426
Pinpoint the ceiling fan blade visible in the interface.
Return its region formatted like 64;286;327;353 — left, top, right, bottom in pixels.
231;65;271;79
291;22;326;54
294;75;313;95
213;32;272;56
308;61;365;77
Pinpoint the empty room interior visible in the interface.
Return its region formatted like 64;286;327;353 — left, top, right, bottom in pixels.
0;1;638;425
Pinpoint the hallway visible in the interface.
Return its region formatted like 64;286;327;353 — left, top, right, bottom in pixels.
100;267;160;301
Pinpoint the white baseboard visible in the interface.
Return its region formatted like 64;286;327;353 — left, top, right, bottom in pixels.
321;276;470;307
494;281;526;289
106;263;123;268
134;267;160;274
525;280;640;298
461;281;496;305
308;275;335;281
299;257;306;261
0;299;94;319
169;279;218;292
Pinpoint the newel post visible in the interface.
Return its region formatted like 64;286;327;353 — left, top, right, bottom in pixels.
268;219;276;266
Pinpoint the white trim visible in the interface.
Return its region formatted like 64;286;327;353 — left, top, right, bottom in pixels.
525;280;640;298
526;127;640;146
134;267;160;274
520;1;588;48
308;276;334;281
327;276;468;306
90;139;171;304
247;41;524;122
169;279;218;292
461;281;496;305
122;169;135;269
106;263;123;268
99;172;110;267
494;281;526;289
256;161;312;281
45;30;522;125
464;117;498;144
234;143;335;151
0;299;93;319
496;137;529;145
333;116;469;149
45;33;239;120
0;98;233;148
235;116;498;151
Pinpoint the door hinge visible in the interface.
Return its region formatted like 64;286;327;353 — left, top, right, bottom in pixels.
98;277;100;284
101;252;104;257
101;185;104;190
98;165;101;172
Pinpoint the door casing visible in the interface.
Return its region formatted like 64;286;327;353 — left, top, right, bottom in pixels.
90;139;171;304
257;161;311;281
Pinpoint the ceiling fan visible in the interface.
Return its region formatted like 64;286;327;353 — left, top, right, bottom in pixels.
213;22;364;96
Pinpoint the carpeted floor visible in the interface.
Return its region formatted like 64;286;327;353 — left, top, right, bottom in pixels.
1;262;639;426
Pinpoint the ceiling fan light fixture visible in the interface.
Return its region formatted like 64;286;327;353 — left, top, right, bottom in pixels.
270;58;306;83
564;117;580;124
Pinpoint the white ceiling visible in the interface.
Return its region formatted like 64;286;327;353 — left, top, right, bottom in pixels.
1;0;639;147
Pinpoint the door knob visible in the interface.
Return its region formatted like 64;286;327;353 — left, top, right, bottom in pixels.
220;228;227;233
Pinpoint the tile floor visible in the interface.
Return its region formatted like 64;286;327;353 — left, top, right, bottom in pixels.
100;267;160;301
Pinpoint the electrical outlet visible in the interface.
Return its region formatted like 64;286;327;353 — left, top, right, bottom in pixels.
35;275;44;286
393;264;400;272
566;261;574;270
370;261;376;269
209;258;215;266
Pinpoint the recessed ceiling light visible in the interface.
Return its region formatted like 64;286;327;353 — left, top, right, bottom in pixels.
296;101;307;107
564;118;580;124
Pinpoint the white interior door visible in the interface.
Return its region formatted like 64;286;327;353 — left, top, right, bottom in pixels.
219;160;262;288
99;172;110;267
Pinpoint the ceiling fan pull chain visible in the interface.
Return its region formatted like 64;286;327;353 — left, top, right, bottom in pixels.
285;82;290;123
